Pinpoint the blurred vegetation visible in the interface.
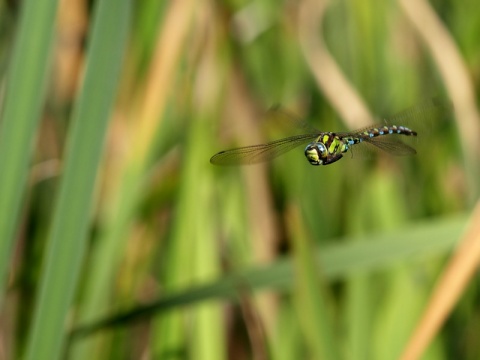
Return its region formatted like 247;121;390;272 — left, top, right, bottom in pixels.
0;0;479;359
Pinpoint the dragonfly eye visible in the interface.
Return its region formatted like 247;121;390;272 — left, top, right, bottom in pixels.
304;142;327;165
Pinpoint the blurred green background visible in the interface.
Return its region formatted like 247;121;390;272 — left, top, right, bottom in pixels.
0;0;479;359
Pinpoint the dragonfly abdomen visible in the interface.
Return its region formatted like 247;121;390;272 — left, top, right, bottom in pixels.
358;125;417;140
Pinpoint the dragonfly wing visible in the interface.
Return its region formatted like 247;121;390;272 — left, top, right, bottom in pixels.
343;135;416;160
382;97;453;134
210;134;318;166
264;106;320;136
363;136;416;156
337;97;452;137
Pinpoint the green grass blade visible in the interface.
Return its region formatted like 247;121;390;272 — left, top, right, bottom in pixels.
70;214;465;337
0;0;58;299
24;1;131;359
289;207;340;360
70;2;197;358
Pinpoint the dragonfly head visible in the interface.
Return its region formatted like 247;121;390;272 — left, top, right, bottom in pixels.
305;142;344;165
304;142;328;165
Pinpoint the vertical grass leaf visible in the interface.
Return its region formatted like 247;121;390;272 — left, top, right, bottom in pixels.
24;0;131;359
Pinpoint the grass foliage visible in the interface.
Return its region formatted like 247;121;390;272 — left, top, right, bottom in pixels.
0;0;479;359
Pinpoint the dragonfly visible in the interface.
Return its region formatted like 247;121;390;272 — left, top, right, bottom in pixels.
210;98;452;166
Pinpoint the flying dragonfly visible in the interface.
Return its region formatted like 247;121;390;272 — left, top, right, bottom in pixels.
210;98;452;166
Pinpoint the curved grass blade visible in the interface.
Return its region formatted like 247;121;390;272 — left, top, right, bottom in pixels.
68;215;465;337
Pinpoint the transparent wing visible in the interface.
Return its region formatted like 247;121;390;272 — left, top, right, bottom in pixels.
337;97;452;159
336;97;453;138
256;105;320;141
342;136;416;160
380;97;452;135
363;136;416;155
210;133;319;166
265;105;320;133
